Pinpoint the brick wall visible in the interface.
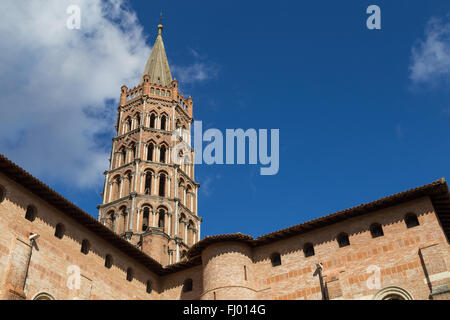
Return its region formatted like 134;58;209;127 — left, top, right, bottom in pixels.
1;170;448;300
0;173;159;300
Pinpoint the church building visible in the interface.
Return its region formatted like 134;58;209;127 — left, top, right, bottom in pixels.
0;24;449;300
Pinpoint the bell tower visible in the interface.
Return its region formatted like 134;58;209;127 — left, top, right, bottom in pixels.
97;23;201;266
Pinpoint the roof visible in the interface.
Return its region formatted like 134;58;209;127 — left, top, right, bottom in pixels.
0;153;448;275
141;24;173;87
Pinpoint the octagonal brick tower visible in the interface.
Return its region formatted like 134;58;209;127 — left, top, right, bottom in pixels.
97;23;201;266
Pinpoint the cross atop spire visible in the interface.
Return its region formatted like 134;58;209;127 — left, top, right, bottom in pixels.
141;19;173;86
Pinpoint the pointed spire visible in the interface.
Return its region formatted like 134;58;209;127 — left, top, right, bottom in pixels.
141;22;173;87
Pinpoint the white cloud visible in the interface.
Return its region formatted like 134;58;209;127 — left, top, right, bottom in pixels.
0;0;151;188
410;15;450;84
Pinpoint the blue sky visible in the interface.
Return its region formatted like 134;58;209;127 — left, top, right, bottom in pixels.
1;0;449;239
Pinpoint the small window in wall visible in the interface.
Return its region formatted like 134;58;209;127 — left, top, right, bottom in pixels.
270;253;282;267
54;223;65;239
304;243;315;258
0;185;5;203
370;223;384;238
81;239;90;255
405;213;419;229
337;233;350;248
146;280;152;294
25;205;36;222
126;268;134;282
183;279;193;292
105;254;113;269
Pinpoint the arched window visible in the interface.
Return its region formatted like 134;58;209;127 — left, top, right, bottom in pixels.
405;213;419;229
105;254;113;269
142;207;150;231
150;114;156;128
158;209;165;229
270;253;282;267
373;286;413;300
136;114;141;127
120;206;128;233
159;173;166;197
0;185;5;203
146;280;152;294
144;172;152;194
81;239;90;255
183;279;193;292
54;223;65;239
161;115;167;130
186;185;193;210
106;210;115;230
25;205;36;222
147;143;154;161
304;243;315;258
130;143;136;160
370;223;384;238
121;147;127;165
160;145;167;163
126;267;133;282
337;233;350;248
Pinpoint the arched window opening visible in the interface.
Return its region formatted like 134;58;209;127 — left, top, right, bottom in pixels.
54;223;65;239
146;281;152;294
160;145;167;163
150;114;156;128
161;115;167;130
373;286;413;300
128;173;133;194
25;205;36;222
34;293;55;300
130;144;136;160
405;213;419;229
120;206;128;233
183;279;193;292
270;253;282;267
159;173;166;197
126;267;134;282
337;233;350;248
81;239;90;255
142;207;150;231
121;148;127;165
144;172;152;194
158;209;165;229
147;143;154;161
126;117;132;132
105;254;113;269
370;223;384;238
107;210;115;230
304;243;315;258
136;114;141;127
